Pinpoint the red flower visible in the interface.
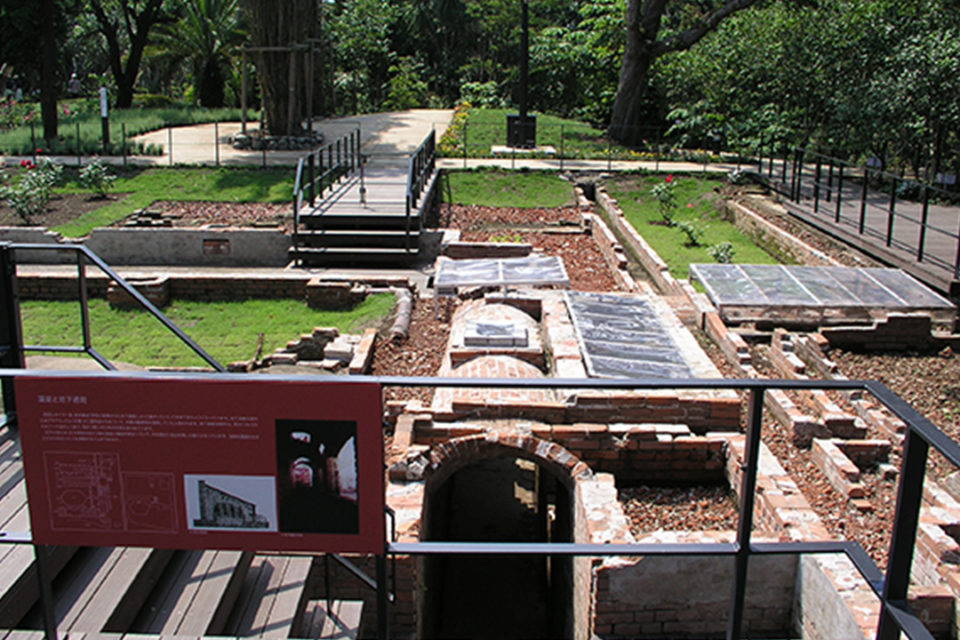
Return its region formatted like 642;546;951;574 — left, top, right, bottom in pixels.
35;148;42;154
19;159;27;167
665;174;673;183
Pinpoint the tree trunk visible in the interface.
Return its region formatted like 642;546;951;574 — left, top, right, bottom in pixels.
242;0;318;136
607;45;653;147
39;0;58;142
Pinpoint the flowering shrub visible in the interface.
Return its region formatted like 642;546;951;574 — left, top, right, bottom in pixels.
0;159;63;222
79;157;117;198
650;174;678;225
437;101;471;156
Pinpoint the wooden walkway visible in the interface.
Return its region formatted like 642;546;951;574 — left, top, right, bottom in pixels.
0;423;359;639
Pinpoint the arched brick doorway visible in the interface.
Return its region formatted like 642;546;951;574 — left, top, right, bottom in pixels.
418;434;591;639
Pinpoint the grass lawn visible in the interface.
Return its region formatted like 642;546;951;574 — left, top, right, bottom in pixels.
0;105;253;156
53;166;295;237
19;294;394;368
604;174;782;280
445;168;575;208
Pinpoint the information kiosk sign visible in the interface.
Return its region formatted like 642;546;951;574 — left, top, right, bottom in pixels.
16;376;384;554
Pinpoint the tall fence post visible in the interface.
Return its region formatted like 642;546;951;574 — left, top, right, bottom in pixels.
859;168;869;234
168;127;173;166
813;155;822;213
34;545;58;640
826;156;834;203
918;185;930;262
308;153;316;206
886;177;897;246
318;146;325;198
835;165;844;223
791;149;802;202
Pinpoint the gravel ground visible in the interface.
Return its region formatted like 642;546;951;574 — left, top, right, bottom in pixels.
70;196;955;564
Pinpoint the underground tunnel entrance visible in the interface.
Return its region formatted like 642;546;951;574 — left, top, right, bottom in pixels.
421;455;574;639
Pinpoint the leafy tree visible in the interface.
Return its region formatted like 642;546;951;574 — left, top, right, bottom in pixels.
607;0;766;146
88;0;173;108
153;0;244;107
327;0;399;113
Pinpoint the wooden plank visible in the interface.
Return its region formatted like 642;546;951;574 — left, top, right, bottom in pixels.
138;549;252;637
226;555;311;639
0;501;75;627
298;600;363;640
45;546;176;633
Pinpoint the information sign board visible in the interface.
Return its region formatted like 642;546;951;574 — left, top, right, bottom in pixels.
16;376;384;554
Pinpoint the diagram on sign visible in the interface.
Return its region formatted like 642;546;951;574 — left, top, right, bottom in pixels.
123;472;177;532
44;451;123;531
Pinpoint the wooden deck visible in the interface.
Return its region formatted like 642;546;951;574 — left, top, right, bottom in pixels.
0;423;359;639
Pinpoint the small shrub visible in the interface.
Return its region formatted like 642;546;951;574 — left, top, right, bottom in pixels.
677;220;705;246
79;158;117;198
707;242;735;263
488;231;524;243
0;158;63;222
650;174;678;226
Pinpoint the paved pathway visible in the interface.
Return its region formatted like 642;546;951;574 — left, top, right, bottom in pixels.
765;169;960;294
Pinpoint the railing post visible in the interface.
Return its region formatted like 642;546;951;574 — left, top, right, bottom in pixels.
34;545;58;640
376;554;389;640
319;147;325;197
826;155;834;203
0;244;24;415
77;251;92;352
792;149;802;202
780;142;788;185
726;387;764;640
328;144;334;183
918;185;929;262
876;426;929;640
336;139;342;179
835;164;844;223
859;167;869;234
813;154;822;213
308;153;316;206
886;177;897;246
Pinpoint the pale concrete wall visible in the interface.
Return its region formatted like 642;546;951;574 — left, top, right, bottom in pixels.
84;227;291;266
0;227;73;264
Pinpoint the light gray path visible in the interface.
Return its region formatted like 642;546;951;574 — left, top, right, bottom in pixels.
770;170;960;293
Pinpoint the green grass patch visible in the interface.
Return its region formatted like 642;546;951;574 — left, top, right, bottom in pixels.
438;107;726;162
0;103;255;156
19;294;394;368
605;174;782;280
53;166;295;237
445;168;574;208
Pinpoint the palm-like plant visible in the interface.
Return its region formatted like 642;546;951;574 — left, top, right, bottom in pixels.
154;0;244;107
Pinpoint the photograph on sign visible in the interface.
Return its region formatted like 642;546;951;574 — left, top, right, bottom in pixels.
16;376;384;554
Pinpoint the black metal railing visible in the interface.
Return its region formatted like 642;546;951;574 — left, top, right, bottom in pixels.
756;146;960;283
0;371;948;640
291;127;363;261
0;243;223;395
404;130;437;251
0;245;953;640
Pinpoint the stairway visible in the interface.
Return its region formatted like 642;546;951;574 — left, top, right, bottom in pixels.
290;133;438;267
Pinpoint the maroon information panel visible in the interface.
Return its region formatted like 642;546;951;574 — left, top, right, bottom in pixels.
16;376;385;554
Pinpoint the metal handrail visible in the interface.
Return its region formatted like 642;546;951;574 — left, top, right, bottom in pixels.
404;131;437;251
291;128;362;265
0;369;946;640
4;243;224;372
